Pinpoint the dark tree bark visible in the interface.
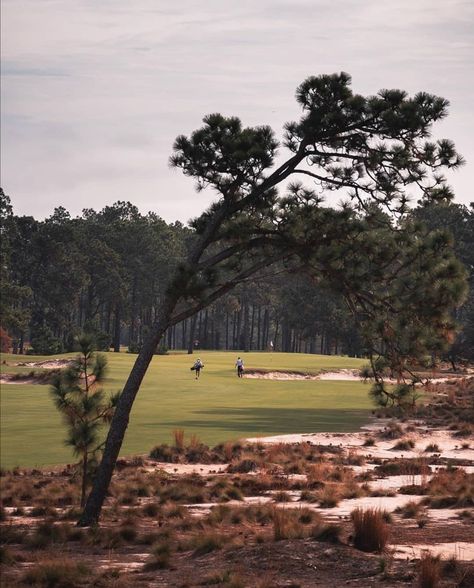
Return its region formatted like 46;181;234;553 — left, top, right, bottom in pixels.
181;319;187;350
257;306;262;350
243;297;250;352
187;314;197;354
249;304;255;350
262;308;269;349
113;305;121;352
225;312;229;350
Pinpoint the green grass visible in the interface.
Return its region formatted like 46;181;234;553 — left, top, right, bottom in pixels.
0;351;370;468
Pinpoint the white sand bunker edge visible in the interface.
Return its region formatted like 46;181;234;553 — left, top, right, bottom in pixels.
244;369;360;381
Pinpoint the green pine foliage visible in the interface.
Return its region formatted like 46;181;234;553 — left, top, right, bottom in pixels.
50;335;119;505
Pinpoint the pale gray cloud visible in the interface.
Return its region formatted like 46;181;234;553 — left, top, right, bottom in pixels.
1;0;473;222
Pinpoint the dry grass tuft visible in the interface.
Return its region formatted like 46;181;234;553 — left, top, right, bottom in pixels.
189;531;228;556
392;438;416;451
310;522;341;543
395;500;424;519
316;485;341;508
351;508;388;553
144;540;172;570
272;507;306;541
273;490;292;503
423;468;473;509
417;551;441;588
22;556;90;586
173;428;185;450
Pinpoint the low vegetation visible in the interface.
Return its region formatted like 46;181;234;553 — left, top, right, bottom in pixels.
1;376;473;586
351;508;389;553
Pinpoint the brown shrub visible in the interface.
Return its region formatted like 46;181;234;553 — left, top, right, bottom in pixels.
273;491;291;503
395;500;424;519
424;468;473;509
351;508;388;552
143;540;172;570
188;531;228;556
392;438;416;451
272;507;306;541
310;519;341;543
417;552;441;588
316;485;340;508
22;557;90;586
173;428;185;450
379;422;404;439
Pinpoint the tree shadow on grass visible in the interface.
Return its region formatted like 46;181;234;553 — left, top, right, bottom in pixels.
167;406;370;435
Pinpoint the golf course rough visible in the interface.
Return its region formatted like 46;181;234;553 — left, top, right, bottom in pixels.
0;351;371;468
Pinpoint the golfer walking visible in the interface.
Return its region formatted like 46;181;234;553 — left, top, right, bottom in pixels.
235;357;244;378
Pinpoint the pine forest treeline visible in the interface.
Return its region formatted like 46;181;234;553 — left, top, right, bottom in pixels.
1;191;473;364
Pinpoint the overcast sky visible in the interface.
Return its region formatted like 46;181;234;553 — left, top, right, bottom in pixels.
2;0;473;223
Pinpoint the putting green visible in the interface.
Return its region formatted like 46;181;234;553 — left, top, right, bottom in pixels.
0;351;371;468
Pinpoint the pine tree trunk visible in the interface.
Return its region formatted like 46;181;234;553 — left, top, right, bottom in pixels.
249;305;255;350
187;314;197;355
262;309;269;349
181;320;186;350
225;313;229;350
78;302;173;526
243;299;250;352
203;310;209;348
235;309;242;349
232;311;238;349
81;453;88;508
257;306;261;350
113;305;121;352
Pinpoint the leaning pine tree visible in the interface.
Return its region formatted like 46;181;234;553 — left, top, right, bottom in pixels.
51;335;119;506
80;72;465;525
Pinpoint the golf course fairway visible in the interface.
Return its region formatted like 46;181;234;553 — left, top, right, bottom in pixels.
0;351;371;468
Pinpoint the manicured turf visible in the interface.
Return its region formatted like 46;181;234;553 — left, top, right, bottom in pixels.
0;351;371;468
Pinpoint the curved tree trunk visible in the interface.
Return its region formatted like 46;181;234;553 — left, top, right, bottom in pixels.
78;299;175;526
77;158;301;526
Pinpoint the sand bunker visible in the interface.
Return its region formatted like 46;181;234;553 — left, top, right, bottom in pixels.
244;368;471;383
0;376;38;385
0;358;74;385
244;369;360;381
247;428;474;462
146;462;228;475
16;359;73;369
393;542;474;561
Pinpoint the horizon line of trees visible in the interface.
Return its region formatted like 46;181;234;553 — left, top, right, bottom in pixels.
1;189;473;364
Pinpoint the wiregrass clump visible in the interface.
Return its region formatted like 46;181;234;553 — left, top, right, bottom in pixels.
351;508;388;553
392;438;416;451
417;551;441;588
144;540;172;570
22;557;90;586
422;468;473;509
272;507;306;541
